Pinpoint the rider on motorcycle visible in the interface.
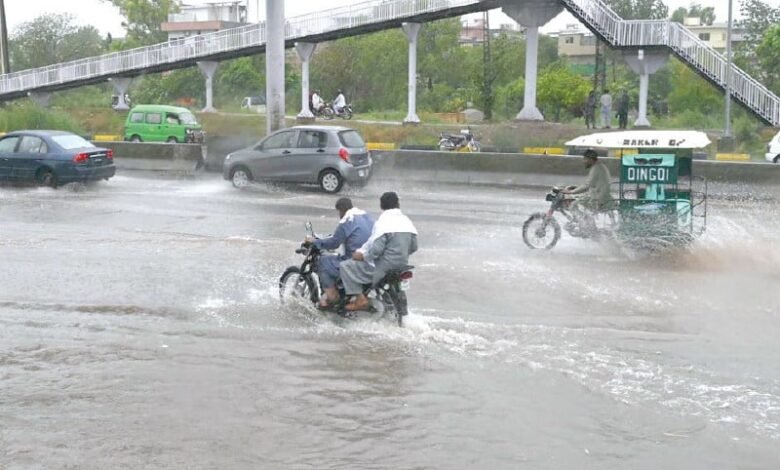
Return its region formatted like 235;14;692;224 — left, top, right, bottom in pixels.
563;148;612;213
304;197;374;309
340;192;418;312
332;89;346;114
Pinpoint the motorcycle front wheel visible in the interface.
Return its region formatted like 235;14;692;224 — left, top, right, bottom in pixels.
323;108;335;120
279;267;318;304
522;213;561;250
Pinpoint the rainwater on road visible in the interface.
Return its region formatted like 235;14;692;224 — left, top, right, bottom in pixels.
1;174;779;469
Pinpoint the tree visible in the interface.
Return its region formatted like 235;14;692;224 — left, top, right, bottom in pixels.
667;60;722;116
9;14;105;70
607;0;668;20
756;24;780;92
671;3;716;25
737;0;780;62
103;0;179;46
536;61;591;121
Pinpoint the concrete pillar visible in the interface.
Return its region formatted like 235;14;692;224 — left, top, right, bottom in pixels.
110;77;132;110
197;61;219;113
295;42;317;121
501;0;563;122
266;0;285;134
623;49;668;128
28;91;51;108
402;23;421;125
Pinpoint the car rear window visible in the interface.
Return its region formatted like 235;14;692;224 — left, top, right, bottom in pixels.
338;130;365;148
52;135;96;150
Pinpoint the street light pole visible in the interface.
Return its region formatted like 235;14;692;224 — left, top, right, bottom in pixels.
724;0;733;138
0;0;10;74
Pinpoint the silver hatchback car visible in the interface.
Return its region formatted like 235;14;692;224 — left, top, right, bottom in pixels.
223;125;372;193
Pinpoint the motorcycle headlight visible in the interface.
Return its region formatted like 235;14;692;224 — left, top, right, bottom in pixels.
186;128;194;134
225;154;232;161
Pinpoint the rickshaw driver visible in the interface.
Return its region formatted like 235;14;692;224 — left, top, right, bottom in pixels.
563;148;614;223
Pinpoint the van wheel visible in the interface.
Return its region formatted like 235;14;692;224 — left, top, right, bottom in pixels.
230;166;252;189
167;137;178;143
319;170;343;193
130;135;142;142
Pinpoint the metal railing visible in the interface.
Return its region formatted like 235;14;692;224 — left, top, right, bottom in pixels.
560;0;780;126
0;0;481;96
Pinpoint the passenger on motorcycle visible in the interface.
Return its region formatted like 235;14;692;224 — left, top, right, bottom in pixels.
333;89;346;114
311;89;324;113
563;148;613;213
341;192;418;312
304;197;374;309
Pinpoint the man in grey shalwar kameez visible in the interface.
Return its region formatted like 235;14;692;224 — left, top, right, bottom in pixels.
340;192;418;312
305;197;374;308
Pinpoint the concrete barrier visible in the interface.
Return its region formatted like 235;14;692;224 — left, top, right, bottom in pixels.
92;141;205;172
203;136;259;171
371;150;780;187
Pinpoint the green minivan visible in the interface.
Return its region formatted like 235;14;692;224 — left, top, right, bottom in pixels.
124;105;206;143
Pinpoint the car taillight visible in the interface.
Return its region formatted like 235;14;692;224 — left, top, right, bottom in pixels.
106;149;114;160
338;148;350;164
400;271;413;280
73;153;89;164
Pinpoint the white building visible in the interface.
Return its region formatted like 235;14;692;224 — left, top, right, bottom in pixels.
162;1;248;40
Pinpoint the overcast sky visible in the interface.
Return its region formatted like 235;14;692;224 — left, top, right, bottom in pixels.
6;0;780;37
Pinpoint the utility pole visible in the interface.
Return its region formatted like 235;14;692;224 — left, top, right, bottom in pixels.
0;0;10;74
724;0;733;139
482;11;494;120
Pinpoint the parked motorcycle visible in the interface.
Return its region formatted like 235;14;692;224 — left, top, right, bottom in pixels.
313;104;335;120
278;222;413;326
438;128;480;152
332;103;353;120
522;186;616;250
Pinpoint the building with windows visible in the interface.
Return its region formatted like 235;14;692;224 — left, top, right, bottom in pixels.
682;17;745;53
556;24;597;66
162;1;248;41
458;18;524;47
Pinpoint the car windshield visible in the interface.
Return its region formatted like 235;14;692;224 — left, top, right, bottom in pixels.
338;130;365;148
51;135;96;150
179;112;198;125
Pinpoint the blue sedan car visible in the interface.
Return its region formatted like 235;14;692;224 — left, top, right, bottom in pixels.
0;130;116;187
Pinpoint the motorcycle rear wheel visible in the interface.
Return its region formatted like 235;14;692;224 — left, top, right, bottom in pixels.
279;267;318;304
522;213;561;250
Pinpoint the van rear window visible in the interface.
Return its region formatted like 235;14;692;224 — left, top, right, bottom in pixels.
338;130;365;148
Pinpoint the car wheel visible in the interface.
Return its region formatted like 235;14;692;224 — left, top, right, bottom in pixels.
230;166;252;189
319;169;343;193
167;137;178;144
130;135;142;142
774;155;780;164
36;168;57;188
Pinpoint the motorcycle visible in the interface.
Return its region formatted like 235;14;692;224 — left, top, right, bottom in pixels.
278;222;413;326
313;104;335;120
438;128;480;152
331;103;353;120
522;186;616;250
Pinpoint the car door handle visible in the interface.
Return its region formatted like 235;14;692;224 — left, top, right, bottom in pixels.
316;149;325;153
282;150;291;154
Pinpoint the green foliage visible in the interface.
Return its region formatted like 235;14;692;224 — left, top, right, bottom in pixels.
217;57;265;100
756;24;780;93
667;61;722;116
9;14;105;70
132;68;204;106
670;3;716;25
606;0;669;19
494;78;525;119
536;62;591;122
103;0;179;46
0;103;83;133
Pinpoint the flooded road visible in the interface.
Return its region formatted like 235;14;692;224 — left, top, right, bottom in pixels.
1;174;779;469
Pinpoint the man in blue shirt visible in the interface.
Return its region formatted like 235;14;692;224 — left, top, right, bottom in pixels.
305;197;374;309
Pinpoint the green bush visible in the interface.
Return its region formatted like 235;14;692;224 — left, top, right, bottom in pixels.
0;102;83;133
